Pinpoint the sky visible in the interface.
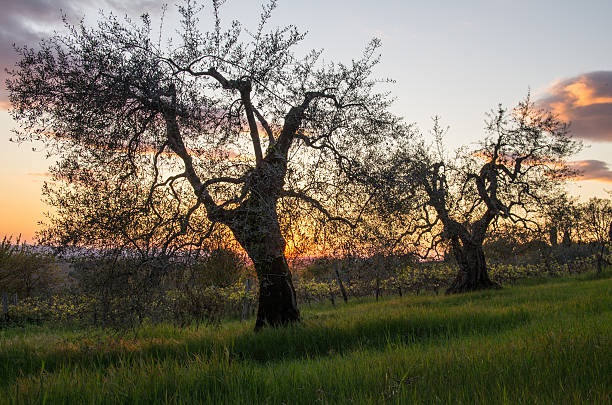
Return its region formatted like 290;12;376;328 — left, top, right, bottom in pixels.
1;0;611;241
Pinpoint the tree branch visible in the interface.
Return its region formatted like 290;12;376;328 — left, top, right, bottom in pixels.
253;106;275;144
281;189;356;228
240;84;264;165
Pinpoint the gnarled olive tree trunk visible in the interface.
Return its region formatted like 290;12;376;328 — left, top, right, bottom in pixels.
231;227;300;331
446;239;499;294
226;180;300;331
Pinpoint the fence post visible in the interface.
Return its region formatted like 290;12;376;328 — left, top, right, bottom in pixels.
2;292;8;319
328;277;336;306
241;278;252;322
334;262;349;304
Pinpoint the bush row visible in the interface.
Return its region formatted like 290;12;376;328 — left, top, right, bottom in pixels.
1;250;604;328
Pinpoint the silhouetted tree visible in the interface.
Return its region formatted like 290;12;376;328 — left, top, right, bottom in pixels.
543;192;581;246
7;1;407;329
579;197;612;273
383;96;581;293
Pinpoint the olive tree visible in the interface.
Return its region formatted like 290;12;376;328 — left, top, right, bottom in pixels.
544;192;581;246
7;1;406;329
384;97;581;293
579;197;612;273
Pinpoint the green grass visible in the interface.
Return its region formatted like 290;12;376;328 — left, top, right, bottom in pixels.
1;272;611;404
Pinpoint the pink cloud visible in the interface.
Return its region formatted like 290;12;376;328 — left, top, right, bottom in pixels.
537;71;612;142
569;160;612;183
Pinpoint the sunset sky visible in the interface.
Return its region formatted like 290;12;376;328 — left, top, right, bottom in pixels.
1;0;611;241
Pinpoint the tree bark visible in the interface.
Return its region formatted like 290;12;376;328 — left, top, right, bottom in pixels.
446;241;500;294
251;255;300;331
227;193;300;331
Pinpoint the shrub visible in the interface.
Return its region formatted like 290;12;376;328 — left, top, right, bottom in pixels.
0;236;58;297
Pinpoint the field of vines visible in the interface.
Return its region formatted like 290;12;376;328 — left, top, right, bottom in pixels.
1;252;604;329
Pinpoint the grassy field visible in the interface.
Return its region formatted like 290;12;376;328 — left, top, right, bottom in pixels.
1;272;611;404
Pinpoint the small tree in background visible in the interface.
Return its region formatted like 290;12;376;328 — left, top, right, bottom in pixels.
0;237;57;297
580;197;612;273
544;192;581;247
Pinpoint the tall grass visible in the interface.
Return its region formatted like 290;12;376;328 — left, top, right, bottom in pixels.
1;272;611;404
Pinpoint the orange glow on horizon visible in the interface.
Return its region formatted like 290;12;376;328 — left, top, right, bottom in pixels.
0;173;48;243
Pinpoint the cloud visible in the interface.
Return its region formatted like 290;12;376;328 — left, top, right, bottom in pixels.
537;71;612;142
569;160;612;183
0;0;159;107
